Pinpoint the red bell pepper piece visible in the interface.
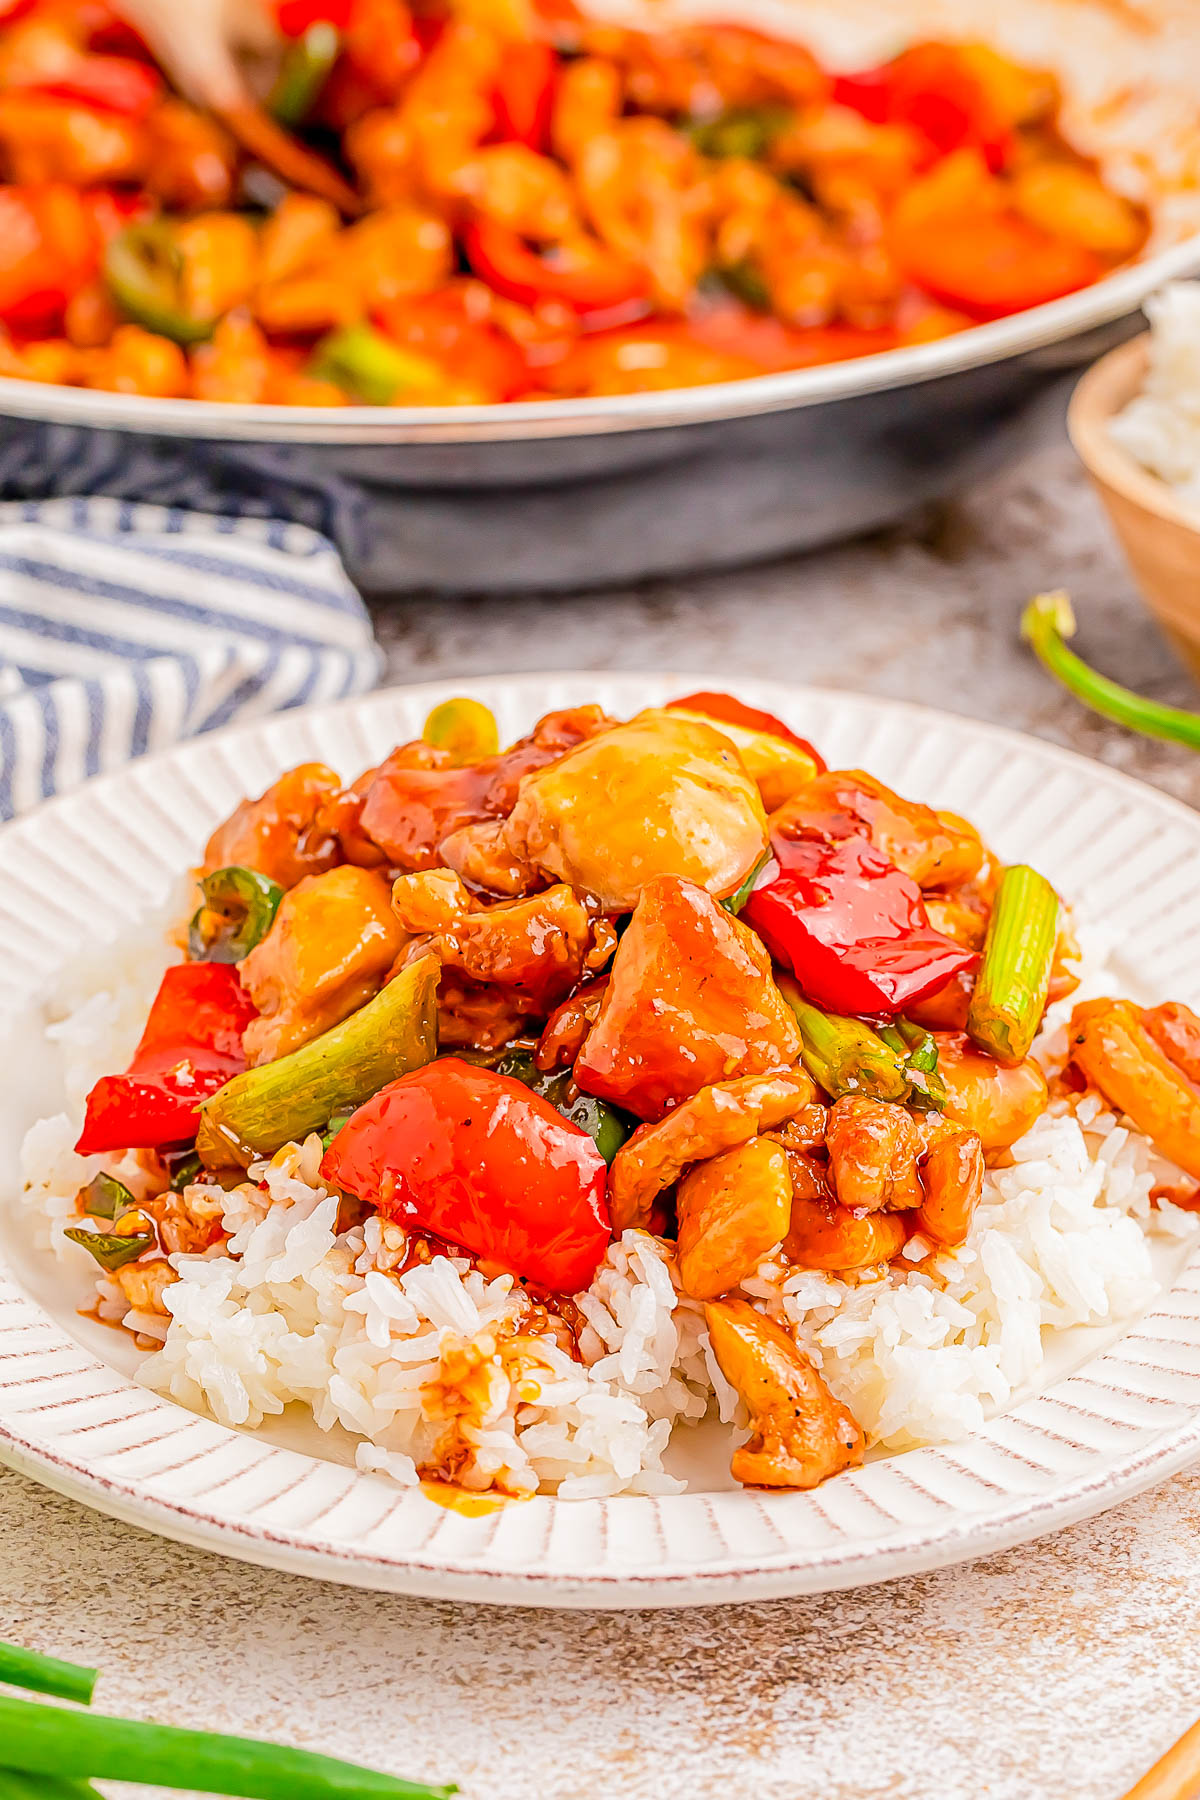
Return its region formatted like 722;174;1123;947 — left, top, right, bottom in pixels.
668;690;826;770
891;203;1102;321
834;43;1011;172
463;219;647;316
321;1058;611;1293
491;40;556;151
275;0;355;33
374;288;529;401
0;185;104;331
742;835;977;1018
18;55;163;119
76;963;257;1156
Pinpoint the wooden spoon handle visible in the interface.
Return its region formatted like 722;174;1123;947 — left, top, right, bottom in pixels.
220;104;362;216
1121;1719;1200;1800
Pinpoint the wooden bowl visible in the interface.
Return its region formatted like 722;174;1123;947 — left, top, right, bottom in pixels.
1069;334;1200;683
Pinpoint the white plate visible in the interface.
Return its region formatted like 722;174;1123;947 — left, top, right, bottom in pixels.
3;672;1200;1609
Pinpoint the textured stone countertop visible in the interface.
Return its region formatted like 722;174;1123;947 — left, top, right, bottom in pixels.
7;427;1200;1800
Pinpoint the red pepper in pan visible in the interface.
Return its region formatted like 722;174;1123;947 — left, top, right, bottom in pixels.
321;1058;611;1293
834;43;1012;172
742;834;977;1019
491;40;557;151
18;54;163;119
463;219;647;316
75;963;257;1156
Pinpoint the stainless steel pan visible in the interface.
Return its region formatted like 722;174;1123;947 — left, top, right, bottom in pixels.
1;0;1197;590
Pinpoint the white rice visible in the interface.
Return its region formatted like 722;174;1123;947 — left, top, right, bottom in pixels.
18;928;1199;1494
1110;280;1200;514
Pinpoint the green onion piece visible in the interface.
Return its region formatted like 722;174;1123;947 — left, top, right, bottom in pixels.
81;1172;134;1220
0;1772;101;1800
321;1112;353;1151
722;852;769;916
63;1228;156;1273
689;104;792;159
494;1050;633;1165
189;866;285;964
198;955;440;1170
0;1692;454;1800
717;258;770;311
270;21;340;125
880;1020;947;1112
104;222;214;346
1022;591;1200;749
0;1641;96;1706
422;697;499;765
967;864;1059;1067
779;978;909;1102
308;324;443;406
167;1148;203;1192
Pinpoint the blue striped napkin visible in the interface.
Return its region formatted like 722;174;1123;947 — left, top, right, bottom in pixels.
0;495;382;821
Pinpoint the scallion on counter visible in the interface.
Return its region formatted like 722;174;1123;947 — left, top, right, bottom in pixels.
1022;591;1200;748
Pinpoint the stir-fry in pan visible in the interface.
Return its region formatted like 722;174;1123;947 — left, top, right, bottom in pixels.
0;0;1148;404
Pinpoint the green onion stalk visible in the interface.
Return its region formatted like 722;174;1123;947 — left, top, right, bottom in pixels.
967;864;1059;1067
778;977;910;1102
0;1773;102;1800
1022;591;1200;748
0;1692;454;1800
0;1640;96;1706
270;21;341;126
308;324;443;405
198;954;439;1169
878;1019;947;1112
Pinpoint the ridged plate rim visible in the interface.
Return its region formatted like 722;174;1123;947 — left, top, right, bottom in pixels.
3;671;1200;1609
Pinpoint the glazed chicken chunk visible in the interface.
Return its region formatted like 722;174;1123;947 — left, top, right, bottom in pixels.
705;1296;864;1489
239;864;406;1064
201;760;342;890
500;710;769;911
574;873;801;1120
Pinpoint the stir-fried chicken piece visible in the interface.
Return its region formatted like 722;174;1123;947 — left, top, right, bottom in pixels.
608;1069;813;1232
704;1296;864;1489
240;865;406;1065
825;1095;924;1210
575;116;708;309
666;702;821;812
934;1032;1049;1151
145;1182;226;1256
356;705;611;875
923;890;990;951
392;869;598;1048
771;770;984;890
580;20;829;117
500;711;768;912
440;816;535;896
1143;1001;1200;1085
907;966;974;1032
822;1094;983;1247
915;1114;985;1247
783;1158;910;1271
1070;998;1200;1178
574;875;800;1119
201;761;343;889
312;764;387;870
676;1136;792;1300
114;1258;177;1317
536;979;608;1072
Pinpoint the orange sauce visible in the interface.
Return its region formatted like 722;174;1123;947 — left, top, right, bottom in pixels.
419;1479;521;1517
